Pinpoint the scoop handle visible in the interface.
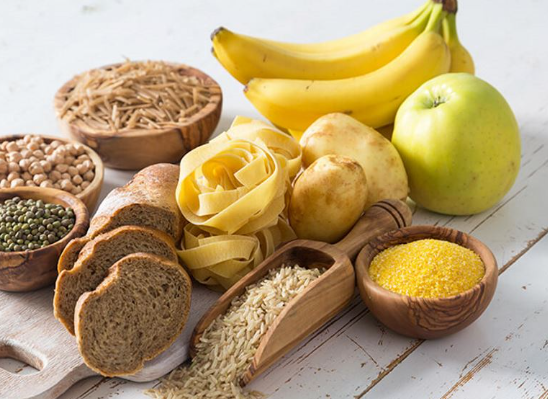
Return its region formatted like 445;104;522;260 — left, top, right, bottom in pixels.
334;199;412;261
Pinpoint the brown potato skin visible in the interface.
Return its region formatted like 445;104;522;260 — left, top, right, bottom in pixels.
289;155;368;243
300;113;408;209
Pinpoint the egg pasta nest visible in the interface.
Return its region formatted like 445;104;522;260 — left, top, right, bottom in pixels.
176;117;301;289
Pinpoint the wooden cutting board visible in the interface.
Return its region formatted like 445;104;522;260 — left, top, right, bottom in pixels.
0;283;220;399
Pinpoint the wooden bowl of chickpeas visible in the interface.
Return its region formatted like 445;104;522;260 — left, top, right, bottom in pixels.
0;134;104;213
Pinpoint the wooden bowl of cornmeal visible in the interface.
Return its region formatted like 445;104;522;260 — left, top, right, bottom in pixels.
355;225;498;339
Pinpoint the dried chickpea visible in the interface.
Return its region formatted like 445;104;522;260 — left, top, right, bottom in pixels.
65;155;76;165
7;171;19;182
49;170;62;182
0;159;7;174
53;182;61;189
31;136;43;144
27;141;39;151
21;172;32;181
60;179;74;191
28;156;38;164
72;174;83;185
44;145;54;155
83;170;95;182
7;152;22;163
25;180;37;187
81;181;90;190
50;140;62;149
77;154;90;162
53;147;66;157
76;163;88;174
10;178;25;188
61;172;71;180
40;160;52;173
67;166;78;177
47;154;63;165
33;149;44;158
55;164;68;173
33;173;47;185
29;163;44;175
0;180;9;188
71;186;82;195
40;180;54;188
74;144;86;156
6;142;19;152
19;159;31;171
19;149;32;159
8;162;20;173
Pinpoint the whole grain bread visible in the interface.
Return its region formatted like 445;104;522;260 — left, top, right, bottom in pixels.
88;163;183;240
57;163;184;273
54;226;178;335
74;253;191;377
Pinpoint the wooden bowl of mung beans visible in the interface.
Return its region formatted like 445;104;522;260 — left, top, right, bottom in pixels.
0;187;89;292
355;225;498;339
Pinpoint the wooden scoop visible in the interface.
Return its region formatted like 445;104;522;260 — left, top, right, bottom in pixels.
190;199;412;386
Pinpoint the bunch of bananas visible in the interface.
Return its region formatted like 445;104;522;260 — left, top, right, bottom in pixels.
212;0;473;134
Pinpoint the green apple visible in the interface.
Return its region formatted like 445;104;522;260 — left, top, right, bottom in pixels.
392;73;520;215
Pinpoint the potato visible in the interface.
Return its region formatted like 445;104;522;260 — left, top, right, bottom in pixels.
300;113;408;208
289;155;368;243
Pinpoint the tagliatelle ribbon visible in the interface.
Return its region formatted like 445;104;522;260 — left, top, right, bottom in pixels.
177;217;296;290
176;116;301;289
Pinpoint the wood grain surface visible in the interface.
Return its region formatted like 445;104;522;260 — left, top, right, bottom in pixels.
356;225;498;339
0;187;89;292
53;64;222;171
191;199;411;386
1;0;547;398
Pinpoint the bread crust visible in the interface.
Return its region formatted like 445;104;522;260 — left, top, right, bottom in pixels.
88;163;184;241
54;226;179;335
74;253;192;377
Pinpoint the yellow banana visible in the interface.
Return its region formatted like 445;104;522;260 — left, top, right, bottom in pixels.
212;1;434;83
443;12;475;74
244;4;451;132
257;0;432;53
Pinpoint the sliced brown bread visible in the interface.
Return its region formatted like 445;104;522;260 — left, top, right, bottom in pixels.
87;163;184;241
57;163;184;273
54;226;178;335
74;253;191;377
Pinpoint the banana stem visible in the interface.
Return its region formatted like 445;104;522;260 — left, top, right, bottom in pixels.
432;0;458;14
425;3;447;33
442;13;459;45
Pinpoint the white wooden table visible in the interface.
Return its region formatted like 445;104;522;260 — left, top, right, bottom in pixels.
1;0;547;398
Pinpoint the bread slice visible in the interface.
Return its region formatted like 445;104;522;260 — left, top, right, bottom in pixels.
54;226;178;335
87;163;184;242
74;253;191;377
57;163;184;273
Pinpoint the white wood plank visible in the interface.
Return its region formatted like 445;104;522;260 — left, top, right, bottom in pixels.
1;0;547;397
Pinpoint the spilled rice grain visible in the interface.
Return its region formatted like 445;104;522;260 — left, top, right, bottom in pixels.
147;265;323;399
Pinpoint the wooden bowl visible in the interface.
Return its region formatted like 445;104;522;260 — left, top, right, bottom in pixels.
355;225;498;339
0;187;89;292
53;63;223;170
0;134;104;213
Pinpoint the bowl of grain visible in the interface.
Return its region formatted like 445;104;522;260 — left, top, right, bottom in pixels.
54;60;223;170
0;188;89;292
355;225;498;339
0;134;104;213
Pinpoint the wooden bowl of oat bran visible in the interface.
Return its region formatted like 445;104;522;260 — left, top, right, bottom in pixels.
54;61;222;170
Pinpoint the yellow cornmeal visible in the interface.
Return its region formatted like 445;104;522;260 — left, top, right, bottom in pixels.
369;239;485;298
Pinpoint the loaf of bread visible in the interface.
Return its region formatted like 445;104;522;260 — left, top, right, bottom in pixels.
54;226;178;335
57;163;184;273
88;163;184;240
74;253;192;377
